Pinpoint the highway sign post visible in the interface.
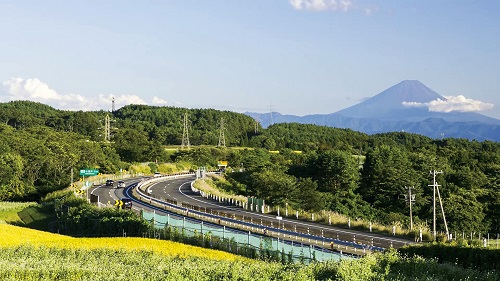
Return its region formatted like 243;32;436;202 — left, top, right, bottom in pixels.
79;169;99;183
79;169;99;176
217;161;228;170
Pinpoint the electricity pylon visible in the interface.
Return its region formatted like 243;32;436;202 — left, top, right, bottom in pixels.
254;114;260;134
218;117;226;147
181;113;190;150
104;114;111;142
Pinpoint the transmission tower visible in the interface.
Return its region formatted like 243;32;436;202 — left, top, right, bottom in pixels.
254;114;260;134
181;113;190;149
218;117;226;147
104;114;111;141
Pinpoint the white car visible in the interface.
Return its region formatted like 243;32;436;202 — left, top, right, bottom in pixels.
117;181;126;188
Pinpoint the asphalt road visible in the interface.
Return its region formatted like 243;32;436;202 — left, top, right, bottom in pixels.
141;175;415;250
90;175;416;251
89;177;151;208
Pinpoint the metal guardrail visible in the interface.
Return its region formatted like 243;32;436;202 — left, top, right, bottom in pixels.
142;210;346;263
132;174;384;256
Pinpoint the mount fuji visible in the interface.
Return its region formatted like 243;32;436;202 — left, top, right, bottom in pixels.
246;80;500;141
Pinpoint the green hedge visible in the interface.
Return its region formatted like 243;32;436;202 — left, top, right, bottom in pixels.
398;244;500;272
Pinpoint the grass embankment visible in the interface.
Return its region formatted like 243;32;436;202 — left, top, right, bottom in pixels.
197;174;428;241
193;175;247;204
0;201;54;231
0;201;37;224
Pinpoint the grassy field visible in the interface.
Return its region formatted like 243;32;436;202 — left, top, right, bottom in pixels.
2;223;499;280
2;202;499;280
0;201;38;224
0;224;243;262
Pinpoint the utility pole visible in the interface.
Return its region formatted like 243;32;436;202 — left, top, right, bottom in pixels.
181;113;190;150
218;117;226;147
429;170;446;240
404;186;416;230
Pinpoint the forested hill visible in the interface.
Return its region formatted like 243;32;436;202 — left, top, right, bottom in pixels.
1;100;500;235
114;104;257;147
0;101;104;140
0;101;258;147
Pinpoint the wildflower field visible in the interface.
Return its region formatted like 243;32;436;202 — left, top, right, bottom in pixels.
0;224;242;261
1;202;499;280
2;224;500;280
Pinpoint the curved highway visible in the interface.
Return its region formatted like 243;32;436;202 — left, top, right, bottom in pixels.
89;175;415;252
135;175;414;250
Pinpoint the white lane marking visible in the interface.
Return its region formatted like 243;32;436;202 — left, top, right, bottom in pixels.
176;182;410;245
89;185;101;194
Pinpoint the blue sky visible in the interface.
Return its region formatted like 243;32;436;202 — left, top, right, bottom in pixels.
1;0;499;119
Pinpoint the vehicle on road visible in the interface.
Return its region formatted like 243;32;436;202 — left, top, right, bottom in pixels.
117;180;126;188
153;172;162;177
105;179;114;186
121;198;132;209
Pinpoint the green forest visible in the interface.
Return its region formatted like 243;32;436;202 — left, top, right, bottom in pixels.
1;100;499;235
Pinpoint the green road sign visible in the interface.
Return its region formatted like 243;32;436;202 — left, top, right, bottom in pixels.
79;169;99;176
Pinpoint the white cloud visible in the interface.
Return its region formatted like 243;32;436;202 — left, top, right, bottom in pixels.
289;0;354;11
364;5;379;15
3;77;61;100
105;94;147;106
152;96;168;105
1;77;148;111
403;95;494;113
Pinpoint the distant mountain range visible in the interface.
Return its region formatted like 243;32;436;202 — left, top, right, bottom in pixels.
245;80;500;141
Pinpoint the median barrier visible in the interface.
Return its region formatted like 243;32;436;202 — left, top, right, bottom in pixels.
131;174;383;256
